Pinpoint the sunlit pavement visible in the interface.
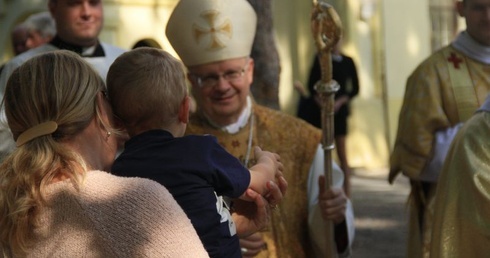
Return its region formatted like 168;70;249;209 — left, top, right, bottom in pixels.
350;169;410;258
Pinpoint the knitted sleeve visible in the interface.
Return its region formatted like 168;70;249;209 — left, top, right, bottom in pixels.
80;171;209;258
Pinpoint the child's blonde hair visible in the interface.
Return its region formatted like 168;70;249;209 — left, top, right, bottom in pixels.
107;47;188;132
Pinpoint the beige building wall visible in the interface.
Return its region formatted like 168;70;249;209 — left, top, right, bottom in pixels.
383;0;431;149
0;0;435;170
102;0;177;51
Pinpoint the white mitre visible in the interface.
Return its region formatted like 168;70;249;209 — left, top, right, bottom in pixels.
166;0;257;67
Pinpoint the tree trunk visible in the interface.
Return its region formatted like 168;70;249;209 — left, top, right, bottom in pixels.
247;0;280;110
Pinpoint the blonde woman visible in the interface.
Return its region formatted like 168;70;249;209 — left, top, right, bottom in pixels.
0;50;208;257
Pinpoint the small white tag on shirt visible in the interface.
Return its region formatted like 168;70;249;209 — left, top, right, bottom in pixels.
215;193;237;236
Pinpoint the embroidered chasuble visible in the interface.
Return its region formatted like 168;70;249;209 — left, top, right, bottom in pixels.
389;45;490;258
186;104;323;258
390;45;490;181
431;110;490;257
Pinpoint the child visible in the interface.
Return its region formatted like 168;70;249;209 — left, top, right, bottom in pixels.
107;47;283;258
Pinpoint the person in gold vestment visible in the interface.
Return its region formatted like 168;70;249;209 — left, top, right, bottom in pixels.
430;95;490;257
165;0;355;257
389;0;490;257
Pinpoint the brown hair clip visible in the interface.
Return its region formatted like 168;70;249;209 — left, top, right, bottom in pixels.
16;121;58;147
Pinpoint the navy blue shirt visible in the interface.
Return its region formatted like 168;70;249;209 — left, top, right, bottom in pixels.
112;130;250;258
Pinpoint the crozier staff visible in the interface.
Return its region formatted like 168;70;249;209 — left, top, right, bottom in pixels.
311;1;343;257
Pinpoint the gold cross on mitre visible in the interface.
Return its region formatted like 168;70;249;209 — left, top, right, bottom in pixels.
193;10;232;50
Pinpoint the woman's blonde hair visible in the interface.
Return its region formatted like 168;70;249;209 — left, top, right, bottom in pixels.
0;50;106;257
107;47;187;132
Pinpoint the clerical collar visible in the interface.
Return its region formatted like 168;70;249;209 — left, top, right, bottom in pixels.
205;96;252;134
49;35;106;57
452;31;490;65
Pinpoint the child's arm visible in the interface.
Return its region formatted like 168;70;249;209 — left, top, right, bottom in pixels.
241;146;283;200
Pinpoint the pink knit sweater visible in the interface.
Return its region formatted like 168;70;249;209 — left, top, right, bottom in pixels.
24;170;209;257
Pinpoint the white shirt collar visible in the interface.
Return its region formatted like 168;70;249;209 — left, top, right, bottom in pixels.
82;45;97;56
452;31;490;64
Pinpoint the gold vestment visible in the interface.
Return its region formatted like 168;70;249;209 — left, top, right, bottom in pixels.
431;111;490;257
389;45;490;258
186;104;323;258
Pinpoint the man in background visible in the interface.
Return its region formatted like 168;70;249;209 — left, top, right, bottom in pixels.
23;11;56;51
0;11;55;75
389;0;490;257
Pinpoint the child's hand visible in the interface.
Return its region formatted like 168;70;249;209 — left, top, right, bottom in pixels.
242;147;287;211
247;146;283;197
253;146;283;179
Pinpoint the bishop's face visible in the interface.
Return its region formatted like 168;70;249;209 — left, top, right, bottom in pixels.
188;57;254;127
458;0;490;46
